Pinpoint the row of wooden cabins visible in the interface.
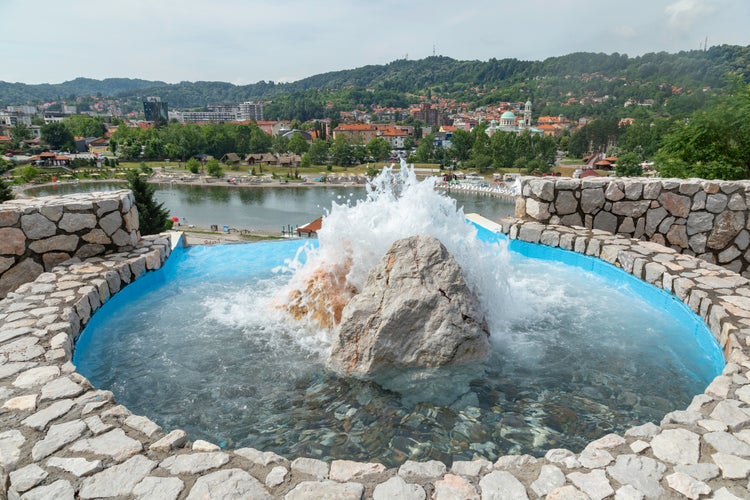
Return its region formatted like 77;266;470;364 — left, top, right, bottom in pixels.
219;153;303;167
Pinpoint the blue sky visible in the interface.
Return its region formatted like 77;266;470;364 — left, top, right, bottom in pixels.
2;0;748;85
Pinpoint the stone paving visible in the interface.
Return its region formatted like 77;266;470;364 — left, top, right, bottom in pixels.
1;212;750;497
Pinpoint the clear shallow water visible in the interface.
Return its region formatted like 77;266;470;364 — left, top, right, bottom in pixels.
25;181;515;231
74;237;723;467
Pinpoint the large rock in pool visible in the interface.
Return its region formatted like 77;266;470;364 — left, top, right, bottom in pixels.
329;234;490;376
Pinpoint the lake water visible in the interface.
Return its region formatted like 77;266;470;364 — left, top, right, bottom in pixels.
25;181;516;232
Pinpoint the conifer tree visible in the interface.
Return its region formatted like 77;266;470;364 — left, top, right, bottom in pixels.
126;170;170;235
0;177;13;203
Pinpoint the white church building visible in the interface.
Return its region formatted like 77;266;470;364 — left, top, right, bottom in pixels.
485;101;542;137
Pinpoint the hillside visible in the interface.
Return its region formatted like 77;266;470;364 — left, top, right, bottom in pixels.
1;45;748;113
0;78;164;106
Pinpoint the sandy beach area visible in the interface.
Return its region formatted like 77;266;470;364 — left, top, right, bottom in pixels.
174;224;292;246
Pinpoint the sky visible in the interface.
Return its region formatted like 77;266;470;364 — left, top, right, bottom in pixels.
2;0;749;86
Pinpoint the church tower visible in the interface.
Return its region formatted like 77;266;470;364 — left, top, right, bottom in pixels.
523;100;532;129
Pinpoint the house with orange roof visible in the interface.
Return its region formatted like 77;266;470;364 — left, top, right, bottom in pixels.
88;137;110;155
536;124;564;137
332;123;378;142
378;126;410;149
29;151;71;167
252;121;290;136
537;115;570;127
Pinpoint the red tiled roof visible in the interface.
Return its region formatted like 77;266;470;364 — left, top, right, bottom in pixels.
579;170;603;178
334;123;376;131
297;216;322;236
380;127;408;137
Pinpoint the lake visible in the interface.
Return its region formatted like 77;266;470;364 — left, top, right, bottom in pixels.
24;181;516;232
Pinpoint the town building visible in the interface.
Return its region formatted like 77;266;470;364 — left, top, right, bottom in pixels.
412;103;442;127
485;101;542;137
143;97;169;123
171;102;265;124
332;123;379;142
238;101;264;121
0;110;32;126
378;126;411;149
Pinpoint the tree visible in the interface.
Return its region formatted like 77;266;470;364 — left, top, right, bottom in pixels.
615;152;643;177
139;162;153;176
414;135;435;163
523;157;551;175
120;140;143;160
41;122;75;151
0;177;13;202
248;125;272;153
287;134;310;155
205;158;224;178
271;135;290;154
126;170;170;235
307;139;330;165
490;131;517;168
366;137;391;161
469;152;494;173
449;129;473;162
186;158;201;174
655;83;750;180
9;123;31;149
20;165;40;183
300;153;312;167
366;165;380;177
64;115;106;138
330;135;355;167
143;138;165;160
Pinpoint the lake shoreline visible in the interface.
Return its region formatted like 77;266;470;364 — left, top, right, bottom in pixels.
17;174;368;196
18;175;517;243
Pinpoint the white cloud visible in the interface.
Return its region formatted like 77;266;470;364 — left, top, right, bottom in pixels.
664;0;719;31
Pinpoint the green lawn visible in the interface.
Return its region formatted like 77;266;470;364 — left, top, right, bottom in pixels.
15;157;594;185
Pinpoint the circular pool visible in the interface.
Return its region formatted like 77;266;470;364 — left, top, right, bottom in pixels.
73;233;723;467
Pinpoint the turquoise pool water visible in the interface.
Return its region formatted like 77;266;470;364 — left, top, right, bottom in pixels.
73;234;723;467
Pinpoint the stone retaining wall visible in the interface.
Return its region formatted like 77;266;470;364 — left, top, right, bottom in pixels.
516;177;750;277
1;195;750;498
0;191;140;299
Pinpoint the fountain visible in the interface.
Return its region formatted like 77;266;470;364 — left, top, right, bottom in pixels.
72;163;724;468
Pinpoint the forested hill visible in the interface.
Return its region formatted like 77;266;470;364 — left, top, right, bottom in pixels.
0;78;164;105
1;45;749;109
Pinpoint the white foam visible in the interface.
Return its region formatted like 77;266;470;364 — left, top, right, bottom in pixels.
279;160;515;335
203;275;331;357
